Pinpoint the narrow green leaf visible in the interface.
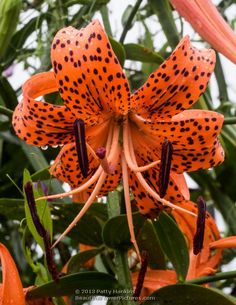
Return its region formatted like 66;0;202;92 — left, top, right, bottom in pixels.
0;76;18;109
102;212;145;250
26;272;120;299
215;52;229;102
142;284;235;305
0;105;13;118
109;37;126;67
137;220;166;269
67;246;104;274
153;212;189;281
100;5;112;36
124;43;164;64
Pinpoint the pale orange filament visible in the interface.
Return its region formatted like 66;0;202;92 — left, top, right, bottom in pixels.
210;236;236;249
125;121;196;217
121;153;141;261
123;118;160;172
52;170;107;248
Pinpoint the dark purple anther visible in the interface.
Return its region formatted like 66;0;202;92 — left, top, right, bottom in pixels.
158;139;173;198
133;250;148;299
96;147;106;159
73;119;89;178
24;182;47;238
193;196;206;255
24;181;59;281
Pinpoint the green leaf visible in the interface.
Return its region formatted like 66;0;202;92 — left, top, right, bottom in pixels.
102;212;145;249
109;37;126;67
137;220;166;269
153;212;189;282
0;198;25;219
67;246;104;274
121;5;135;29
31;167;51;181
26;272;120;299
23;169;53;249
142;284;235;305
0;76;18;109
124;43;164;64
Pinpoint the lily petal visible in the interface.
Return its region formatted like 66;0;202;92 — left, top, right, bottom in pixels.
170;0;236;64
51;20;131;116
12;72;75;146
0;243;25;305
131;36;215;118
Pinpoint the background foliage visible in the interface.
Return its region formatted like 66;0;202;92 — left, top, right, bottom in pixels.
1;0;236;304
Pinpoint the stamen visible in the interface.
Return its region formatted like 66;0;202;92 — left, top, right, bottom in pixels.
37;123;117;201
159;139;173;198
96;147;115;174
193;196;206;255
123;118;160;172
121;154;141;261
126;126;196;217
74;119;89;178
51;125;121;247
24;182;59;281
133;250;148;299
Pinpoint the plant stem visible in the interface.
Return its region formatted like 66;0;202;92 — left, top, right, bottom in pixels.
187;270;236;285
119;0;143;44
0;105;13;118
224;117;236;125
107;190;136;304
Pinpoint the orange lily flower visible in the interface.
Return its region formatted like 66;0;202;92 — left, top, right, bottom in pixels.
12;20;224;258
170;0;236;64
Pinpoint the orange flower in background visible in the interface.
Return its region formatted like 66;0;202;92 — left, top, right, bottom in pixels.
0;242;25;305
12;20;224;258
170;0;236;64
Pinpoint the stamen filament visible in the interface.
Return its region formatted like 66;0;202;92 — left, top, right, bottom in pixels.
123;118;160;172
52;171;107;248
121;153;141;261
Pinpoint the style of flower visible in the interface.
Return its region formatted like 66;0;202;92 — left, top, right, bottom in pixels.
12;20;224;258
170;0;236;64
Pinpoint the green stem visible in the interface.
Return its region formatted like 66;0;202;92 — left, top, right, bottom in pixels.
0;105;13;118
149;0;179;49
119;0;143;44
107;190;135;304
224;117;236;125
215;52;229;102
100;5;112;37
187;270;236;285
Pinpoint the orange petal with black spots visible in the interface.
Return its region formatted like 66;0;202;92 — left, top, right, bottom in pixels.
0;243;25;305
131;36;215;118
50;143;100;189
51;20;131;116
129;167;188;218
12;71;76;146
